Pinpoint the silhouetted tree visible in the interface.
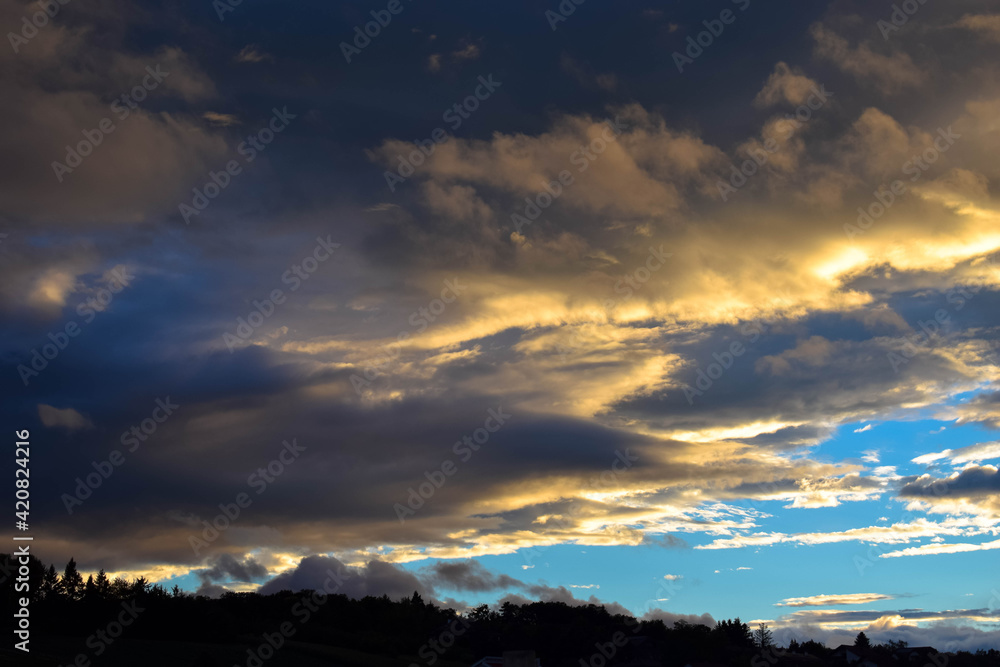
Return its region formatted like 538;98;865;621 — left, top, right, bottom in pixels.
470;603;497;623
500;600;519;620
800;639;830;657
132;575;150;598
94;568;110;599
58;558;84;600
753;622;774;648
109;575;131;599
714;617;753;648
855;631;871;649
39;564;59;600
5;551;998;667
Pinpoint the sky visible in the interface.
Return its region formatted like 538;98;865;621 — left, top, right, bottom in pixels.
2;0;1000;651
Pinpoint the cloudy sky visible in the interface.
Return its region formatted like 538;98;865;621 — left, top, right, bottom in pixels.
3;0;1000;650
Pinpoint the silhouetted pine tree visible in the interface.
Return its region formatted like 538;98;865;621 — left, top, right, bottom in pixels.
94;568;110;599
58;557;84;600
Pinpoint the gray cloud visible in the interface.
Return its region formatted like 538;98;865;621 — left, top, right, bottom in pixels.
900;466;1000;498
197;554;268;584
257;555;432;602
421;560;524;593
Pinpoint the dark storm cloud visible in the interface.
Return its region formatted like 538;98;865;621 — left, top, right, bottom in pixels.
257;555;431;601
22;379;673;570
900;467;1000;498
955;391;1000;429
259;555;639;617
198;553;268;583
0;0;227;224
608;319;982;440
420;560;523;593
8;274;972;573
0;0;829;236
194;583;230;598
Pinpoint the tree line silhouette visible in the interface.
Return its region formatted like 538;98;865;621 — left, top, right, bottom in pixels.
3;553;998;667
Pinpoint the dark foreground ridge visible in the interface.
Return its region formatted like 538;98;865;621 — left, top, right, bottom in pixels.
3;554;998;667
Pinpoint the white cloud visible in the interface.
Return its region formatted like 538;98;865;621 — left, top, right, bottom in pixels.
953;14;1000;43
913;441;1000;466
37;404;93;431
775;593;893;607
235;45;273;63
754;62;821;108
879;537;1000;558
697;517;994;551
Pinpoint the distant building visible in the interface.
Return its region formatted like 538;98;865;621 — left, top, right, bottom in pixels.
831;643;946;667
892;647;940;664
831;644;885;667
